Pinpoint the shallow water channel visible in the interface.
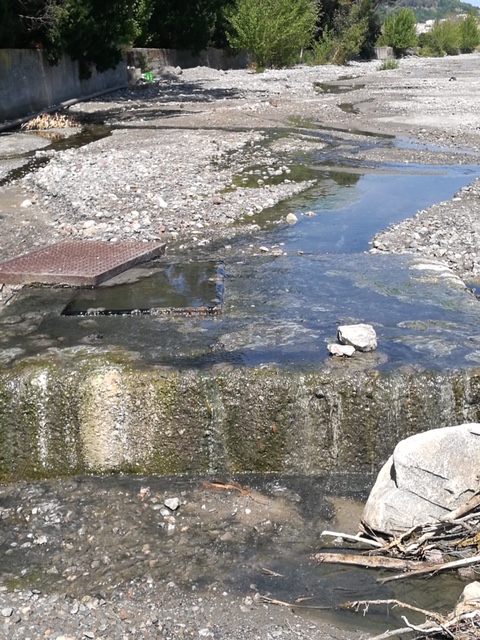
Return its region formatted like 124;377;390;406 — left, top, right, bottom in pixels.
1;123;479;636
3;129;480;370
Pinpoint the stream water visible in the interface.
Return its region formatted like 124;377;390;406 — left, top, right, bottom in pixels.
3;147;480;370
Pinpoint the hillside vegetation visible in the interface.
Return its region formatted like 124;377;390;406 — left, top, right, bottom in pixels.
379;0;480;23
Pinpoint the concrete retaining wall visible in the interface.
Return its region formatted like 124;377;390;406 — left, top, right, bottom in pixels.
129;47;248;72
1;349;480;481
0;49;127;122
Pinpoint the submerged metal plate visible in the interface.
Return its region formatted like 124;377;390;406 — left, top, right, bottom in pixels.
62;261;225;317
0;240;166;286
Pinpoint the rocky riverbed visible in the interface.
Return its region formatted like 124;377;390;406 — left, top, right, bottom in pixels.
3;54;480;273
0;475;369;640
2;53;480;639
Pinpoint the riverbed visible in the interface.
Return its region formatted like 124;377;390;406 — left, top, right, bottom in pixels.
2;53;480;639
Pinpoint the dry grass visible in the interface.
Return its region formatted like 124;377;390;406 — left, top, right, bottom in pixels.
21;112;78;131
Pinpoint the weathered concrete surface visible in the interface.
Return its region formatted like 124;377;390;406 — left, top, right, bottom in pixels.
129;47;248;72
1;351;480;481
0;49;126;122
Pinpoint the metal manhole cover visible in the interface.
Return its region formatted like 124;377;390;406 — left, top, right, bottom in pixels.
0;241;166;286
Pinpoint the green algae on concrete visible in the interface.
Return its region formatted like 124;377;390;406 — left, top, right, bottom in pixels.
214;367;291;473
2;349;480;480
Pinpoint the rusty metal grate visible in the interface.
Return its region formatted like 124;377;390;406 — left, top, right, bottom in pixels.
0;240;166;286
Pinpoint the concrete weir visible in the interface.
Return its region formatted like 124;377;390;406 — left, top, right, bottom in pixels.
0;352;479;481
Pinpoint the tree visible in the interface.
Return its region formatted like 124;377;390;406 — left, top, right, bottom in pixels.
0;0;24;47
0;0;150;78
226;0;319;68
458;13;480;53
420;18;459;56
135;0;234;52
377;7;417;55
311;0;381;65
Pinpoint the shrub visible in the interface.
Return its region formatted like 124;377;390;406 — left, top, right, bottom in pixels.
307;0;377;66
422;19;460;56
309;20;369;65
226;0;319;68
459;14;480;53
377;8;417;56
379;58;399;70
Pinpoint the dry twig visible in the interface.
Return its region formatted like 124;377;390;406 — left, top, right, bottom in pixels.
378;554;480;584
320;530;384;548
202;479;268;505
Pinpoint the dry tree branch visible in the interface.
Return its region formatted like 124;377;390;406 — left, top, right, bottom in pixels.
339;598;445;623
320;530;384;548
378;554;480;584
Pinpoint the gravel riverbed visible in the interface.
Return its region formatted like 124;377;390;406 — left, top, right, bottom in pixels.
2;53;480;638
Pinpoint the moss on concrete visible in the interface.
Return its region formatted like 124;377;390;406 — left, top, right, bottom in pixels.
1;349;480;481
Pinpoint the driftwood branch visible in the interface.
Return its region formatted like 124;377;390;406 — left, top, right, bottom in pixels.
368;627;417;640
313;552;425;571
441;492;480;522
378;554;480;584
258;595;330;610
340;598;445;623
320;530;384;548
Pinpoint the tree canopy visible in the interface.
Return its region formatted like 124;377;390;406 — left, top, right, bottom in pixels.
2;0;478;77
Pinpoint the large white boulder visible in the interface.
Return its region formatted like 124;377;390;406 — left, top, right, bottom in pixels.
362;423;480;535
337;324;377;352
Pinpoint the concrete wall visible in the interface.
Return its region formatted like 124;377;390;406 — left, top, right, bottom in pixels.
0;49;127;122
129;47;248;72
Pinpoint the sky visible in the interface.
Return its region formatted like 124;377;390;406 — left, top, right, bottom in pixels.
464;0;480;6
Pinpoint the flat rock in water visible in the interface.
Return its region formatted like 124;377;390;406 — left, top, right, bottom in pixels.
362;423;480;535
327;343;355;357
337;324;377;352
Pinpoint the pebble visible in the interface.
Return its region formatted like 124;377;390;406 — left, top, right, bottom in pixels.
164;497;180;511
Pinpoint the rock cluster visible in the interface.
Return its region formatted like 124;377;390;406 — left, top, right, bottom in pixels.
18;128;311;253
328;323;377;357
371;180;480;281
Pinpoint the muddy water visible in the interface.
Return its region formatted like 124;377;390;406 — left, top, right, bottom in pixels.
0;473;468;637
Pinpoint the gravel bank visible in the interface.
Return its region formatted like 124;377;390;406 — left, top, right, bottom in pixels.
2;54;480;271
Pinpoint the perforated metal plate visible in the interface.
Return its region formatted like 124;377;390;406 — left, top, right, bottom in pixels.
0;241;166;286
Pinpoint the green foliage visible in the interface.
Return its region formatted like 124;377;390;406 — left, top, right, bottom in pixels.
225;0;319;67
309;0;380;65
420;18;460;56
379;58;399;69
377;8;417;54
418;15;479;56
136;0;234;52
458;13;480;52
0;0;23;47
1;0;150;78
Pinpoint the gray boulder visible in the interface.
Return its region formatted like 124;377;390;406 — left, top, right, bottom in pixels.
362;423;480;535
337;324;377;352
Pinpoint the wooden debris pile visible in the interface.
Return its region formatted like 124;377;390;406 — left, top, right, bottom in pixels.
309;493;480;638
